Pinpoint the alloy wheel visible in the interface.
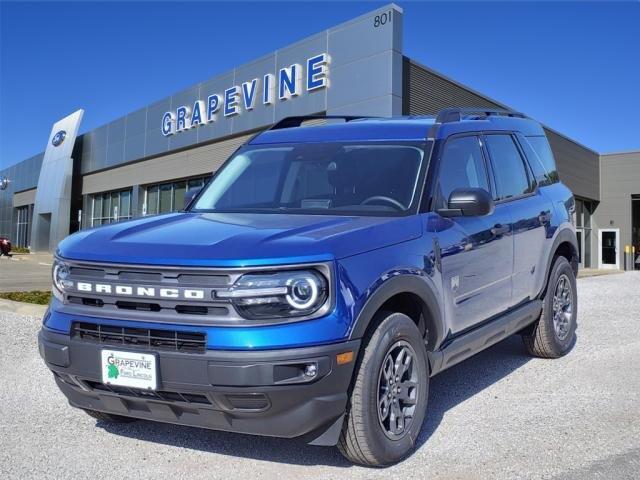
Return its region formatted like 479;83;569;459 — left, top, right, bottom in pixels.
552;273;573;341
377;340;419;439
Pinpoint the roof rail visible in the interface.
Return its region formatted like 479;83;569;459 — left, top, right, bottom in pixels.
268;115;369;131
435;108;527;124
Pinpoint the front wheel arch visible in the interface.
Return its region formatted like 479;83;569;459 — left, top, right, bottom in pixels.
349;274;444;351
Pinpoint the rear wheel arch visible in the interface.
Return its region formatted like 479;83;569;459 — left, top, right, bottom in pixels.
349;274;443;352
540;227;579;298
554;240;579;275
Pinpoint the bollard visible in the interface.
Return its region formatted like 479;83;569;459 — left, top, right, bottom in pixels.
624;245;630;271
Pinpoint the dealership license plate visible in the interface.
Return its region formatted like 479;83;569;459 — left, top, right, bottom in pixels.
101;350;157;390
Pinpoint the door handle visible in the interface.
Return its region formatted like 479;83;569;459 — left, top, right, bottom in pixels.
491;224;510;236
538;211;552;224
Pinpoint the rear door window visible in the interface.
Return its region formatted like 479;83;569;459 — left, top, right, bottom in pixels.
484;134;533;201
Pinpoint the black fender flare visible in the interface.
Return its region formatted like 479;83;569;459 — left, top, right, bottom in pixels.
348;274;444;351
538;225;579;298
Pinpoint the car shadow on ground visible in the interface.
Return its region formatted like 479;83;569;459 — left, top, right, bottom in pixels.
97;335;531;468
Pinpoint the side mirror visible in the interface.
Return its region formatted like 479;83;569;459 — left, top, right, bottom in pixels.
438;188;495;217
184;186;203;209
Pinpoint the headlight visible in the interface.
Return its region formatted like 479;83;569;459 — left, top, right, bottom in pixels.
52;259;73;301
218;269;329;320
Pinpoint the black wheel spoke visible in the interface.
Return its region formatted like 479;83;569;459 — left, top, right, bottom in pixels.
382;357;394;382
390;402;404;434
398;380;417;404
395;350;412;379
379;395;390;421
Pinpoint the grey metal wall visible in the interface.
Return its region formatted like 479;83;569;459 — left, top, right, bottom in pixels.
545;129;600;201
594;151;640;267
403;59;600;202
0;153;43;240
78;4;404;176
13;188;36;207
403;59;503;114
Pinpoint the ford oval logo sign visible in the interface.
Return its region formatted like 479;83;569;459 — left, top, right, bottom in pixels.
0;176;9;191
52;130;67;147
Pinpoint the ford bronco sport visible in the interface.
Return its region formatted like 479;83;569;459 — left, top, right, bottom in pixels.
39;109;579;466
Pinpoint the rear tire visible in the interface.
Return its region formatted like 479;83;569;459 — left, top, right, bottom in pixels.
83;409;138;423
338;312;429;467
523;256;577;358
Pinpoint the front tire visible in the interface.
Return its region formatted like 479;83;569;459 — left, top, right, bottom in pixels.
523;256;577;358
338;312;429;467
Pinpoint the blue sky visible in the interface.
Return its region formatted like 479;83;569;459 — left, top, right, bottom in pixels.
1;1;638;169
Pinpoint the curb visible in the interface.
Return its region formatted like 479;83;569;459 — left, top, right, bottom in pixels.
0;298;47;317
578;269;626;279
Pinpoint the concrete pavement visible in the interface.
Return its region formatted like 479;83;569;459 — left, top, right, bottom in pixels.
0;253;53;292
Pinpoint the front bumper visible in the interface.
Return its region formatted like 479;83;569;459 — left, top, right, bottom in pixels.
38;327;360;445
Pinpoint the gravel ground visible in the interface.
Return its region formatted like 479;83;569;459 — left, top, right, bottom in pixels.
1;272;639;479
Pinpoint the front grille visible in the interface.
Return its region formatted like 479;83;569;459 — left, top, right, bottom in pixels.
72;322;207;353
85;380;211;405
63;261;241;324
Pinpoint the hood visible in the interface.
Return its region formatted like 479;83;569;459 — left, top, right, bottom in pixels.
58;212;423;267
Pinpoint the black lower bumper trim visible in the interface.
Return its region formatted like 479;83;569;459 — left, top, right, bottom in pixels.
39;328;359;445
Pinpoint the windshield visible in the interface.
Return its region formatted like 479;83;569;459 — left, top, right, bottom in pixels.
191;142;426;216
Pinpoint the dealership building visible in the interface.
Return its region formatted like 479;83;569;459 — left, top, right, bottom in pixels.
0;4;638;270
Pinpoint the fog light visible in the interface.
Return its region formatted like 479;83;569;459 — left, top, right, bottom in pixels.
303;364;317;378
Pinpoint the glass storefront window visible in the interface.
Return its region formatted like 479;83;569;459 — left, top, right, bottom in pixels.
575;198;593;268
15;205;32;247
91;189;133;227
120;190;131;218
147;186;159;215
575;200;583;228
101;194;111;220
144;176;210;216
93;196;103;224
173;181;186;211
159;184;173;213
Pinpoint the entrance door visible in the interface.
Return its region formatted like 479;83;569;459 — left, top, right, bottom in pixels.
599;229;619;269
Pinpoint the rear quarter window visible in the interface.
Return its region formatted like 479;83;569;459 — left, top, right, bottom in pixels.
484;134;533;200
523;135;559;185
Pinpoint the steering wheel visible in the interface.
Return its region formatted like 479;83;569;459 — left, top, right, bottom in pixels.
360;195;405;211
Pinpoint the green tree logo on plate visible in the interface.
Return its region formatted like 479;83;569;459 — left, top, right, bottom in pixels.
107;363;119;379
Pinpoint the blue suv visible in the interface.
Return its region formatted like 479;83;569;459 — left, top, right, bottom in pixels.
38;109;579;466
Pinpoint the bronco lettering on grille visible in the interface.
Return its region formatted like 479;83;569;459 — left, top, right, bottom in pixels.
75;282;205;300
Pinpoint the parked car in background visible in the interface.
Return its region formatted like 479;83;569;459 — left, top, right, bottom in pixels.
0;237;12;257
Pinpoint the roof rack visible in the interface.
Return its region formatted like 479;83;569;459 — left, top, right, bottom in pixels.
435;108;527;124
268;115;369;131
